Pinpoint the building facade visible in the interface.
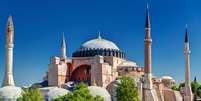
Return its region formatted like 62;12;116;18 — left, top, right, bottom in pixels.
46;33;144;88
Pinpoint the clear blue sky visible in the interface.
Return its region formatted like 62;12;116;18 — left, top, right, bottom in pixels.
0;0;201;86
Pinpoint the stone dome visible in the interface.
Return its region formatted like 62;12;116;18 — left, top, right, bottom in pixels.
73;35;125;58
81;36;120;50
0;86;23;100
88;86;111;101
46;87;70;100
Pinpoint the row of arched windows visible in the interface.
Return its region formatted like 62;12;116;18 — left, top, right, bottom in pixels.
72;49;125;58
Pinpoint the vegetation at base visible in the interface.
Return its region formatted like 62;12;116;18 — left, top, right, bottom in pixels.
171;77;201;100
17;88;44;101
116;76;140;101
53;82;104;101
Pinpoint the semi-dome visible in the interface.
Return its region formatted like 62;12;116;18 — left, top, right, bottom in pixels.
46;87;70;100
73;35;125;58
0;86;22;100
88;86;111;101
81;37;120;50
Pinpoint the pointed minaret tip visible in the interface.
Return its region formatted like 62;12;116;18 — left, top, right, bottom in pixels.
147;2;149;10
194;76;197;83
145;3;151;28
7;15;14;27
98;31;102;39
185;24;189;43
61;32;66;47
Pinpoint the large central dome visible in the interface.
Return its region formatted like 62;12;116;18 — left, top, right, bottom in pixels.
72;34;125;58
81;36;120;50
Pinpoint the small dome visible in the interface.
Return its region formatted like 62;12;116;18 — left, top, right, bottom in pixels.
46;87;70;100
161;76;173;80
0;86;22;100
81;37;120;50
118;60;138;67
88;86;111;101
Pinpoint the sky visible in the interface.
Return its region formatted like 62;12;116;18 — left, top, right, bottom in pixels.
0;0;201;86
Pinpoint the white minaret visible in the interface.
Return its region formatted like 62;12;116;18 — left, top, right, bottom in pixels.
2;16;15;86
60;33;67;60
183;25;193;101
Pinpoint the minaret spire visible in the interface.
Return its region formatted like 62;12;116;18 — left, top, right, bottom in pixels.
185;24;188;43
145;3;151;29
60;32;67;60
2;15;15;86
184;25;191;86
97;31;102;39
183;25;193;101
144;2;152;89
143;3;158;101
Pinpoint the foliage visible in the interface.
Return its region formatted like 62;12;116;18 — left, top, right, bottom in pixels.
53;82;104;101
191;78;201;100
17;88;44;101
171;85;178;91
178;82;185;91
173;77;201;100
196;86;201;98
191;80;200;94
116;76;140;101
94;96;104;101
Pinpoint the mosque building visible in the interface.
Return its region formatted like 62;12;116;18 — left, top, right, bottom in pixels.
45;31;144;88
0;4;194;101
42;4;193;101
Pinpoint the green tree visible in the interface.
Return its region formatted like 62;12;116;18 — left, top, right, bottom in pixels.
191;80;200;94
177;77;201;101
17;88;44;101
197;86;201;98
72;82;94;101
171;85;178;91
53;82;104;101
116;76;140;101
94;96;104;101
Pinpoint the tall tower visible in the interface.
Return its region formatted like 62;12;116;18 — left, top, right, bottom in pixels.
144;3;152;90
143;4;158;101
60;33;67;61
2;16;15;86
183;25;193;101
48;33;68;87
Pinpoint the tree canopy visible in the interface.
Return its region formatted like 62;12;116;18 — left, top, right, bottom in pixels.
116;76;140;101
17;88;44;101
53;82;104;101
172;77;201;100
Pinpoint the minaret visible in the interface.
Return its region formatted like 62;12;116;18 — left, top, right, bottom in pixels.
2;15;15;86
144;4;152;89
142;4;158;101
183;25;193;101
60;33;67;60
184;25;191;87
